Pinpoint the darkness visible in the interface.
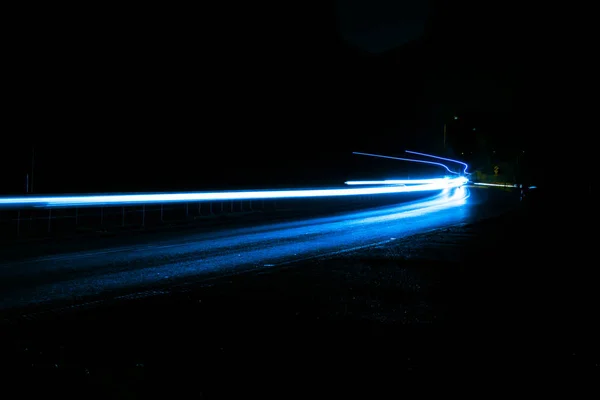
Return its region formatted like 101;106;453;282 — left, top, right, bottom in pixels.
3;1;556;194
1;4;596;395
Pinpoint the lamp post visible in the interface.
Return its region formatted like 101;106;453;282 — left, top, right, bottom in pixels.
443;116;459;153
443;123;446;150
31;147;34;193
25;147;35;193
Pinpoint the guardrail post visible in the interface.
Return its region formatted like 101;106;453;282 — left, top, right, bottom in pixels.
75;207;78;225
142;205;145;227
16;210;20;237
47;209;52;232
209;202;213;215
160;204;164;222
230;200;233;213
185;203;189;218
100;207;103;225
122;206;125;227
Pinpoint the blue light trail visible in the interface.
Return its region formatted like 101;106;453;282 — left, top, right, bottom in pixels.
0;186;472;310
0;177;469;209
405;150;469;174
345;178;450;186
352;152;459;174
473;182;516;188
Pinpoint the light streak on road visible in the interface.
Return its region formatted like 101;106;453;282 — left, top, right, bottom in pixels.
345;178;450;186
0;177;468;209
352;152;459;174
405;150;469;175
473;182;517;188
472;182;538;190
0;186;472;310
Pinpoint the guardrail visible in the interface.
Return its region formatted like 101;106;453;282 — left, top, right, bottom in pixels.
0;193;425;242
0;174;470;242
0;199;275;240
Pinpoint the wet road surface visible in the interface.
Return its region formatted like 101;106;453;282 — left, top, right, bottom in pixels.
0;186;515;311
1;187;597;398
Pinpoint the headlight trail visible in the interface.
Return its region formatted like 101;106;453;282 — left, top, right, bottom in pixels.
345;178;451;186
0;186;472;310
352;152;459;174
473;182;517;188
405;150;469;175
0;177;469;209
472;182;538;190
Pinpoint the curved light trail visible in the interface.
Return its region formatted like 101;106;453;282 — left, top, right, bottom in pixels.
0;186;472;310
352;152;459;174
405;150;469;175
345;178;450;186
0;150;470;210
0;177;468;209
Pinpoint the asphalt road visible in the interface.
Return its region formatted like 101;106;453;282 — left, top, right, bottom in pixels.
2;185;597;398
0;186;517;312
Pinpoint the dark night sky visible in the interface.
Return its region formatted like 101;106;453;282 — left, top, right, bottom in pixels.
4;1;548;194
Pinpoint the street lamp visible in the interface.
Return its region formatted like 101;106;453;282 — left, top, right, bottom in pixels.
25;147;34;193
444;116;459;150
443;123;446;149
31;147;34;193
